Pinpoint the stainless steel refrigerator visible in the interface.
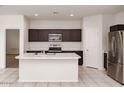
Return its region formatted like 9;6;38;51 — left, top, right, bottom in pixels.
108;31;124;84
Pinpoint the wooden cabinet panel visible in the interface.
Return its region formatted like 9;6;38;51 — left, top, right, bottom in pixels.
104;53;107;70
62;29;81;42
38;30;49;41
29;29;39;42
62;30;71;41
70;30;81;41
29;29;81;42
75;51;83;65
61;51;83;65
71;30;81;41
47;29;62;34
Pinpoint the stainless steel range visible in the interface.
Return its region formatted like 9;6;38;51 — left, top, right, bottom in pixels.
48;43;62;53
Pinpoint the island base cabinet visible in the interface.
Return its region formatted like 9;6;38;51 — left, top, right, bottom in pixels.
19;59;78;82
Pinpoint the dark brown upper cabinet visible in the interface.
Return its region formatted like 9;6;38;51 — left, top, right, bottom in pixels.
38;30;49;41
62;29;81;42
29;29;39;41
62;30;70;41
29;29;81;42
70;30;81;41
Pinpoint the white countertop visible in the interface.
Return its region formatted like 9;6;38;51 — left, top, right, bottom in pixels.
16;53;81;60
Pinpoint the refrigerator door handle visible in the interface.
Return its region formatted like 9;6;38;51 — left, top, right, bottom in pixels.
111;36;116;57
118;32;123;64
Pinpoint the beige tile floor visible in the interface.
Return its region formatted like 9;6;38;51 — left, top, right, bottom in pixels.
0;66;123;87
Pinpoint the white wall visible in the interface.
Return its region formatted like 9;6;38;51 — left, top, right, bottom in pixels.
102;11;124;53
0;29;6;68
0;15;24;29
102;15;115;52
6;29;19;54
30;19;81;29
23;16;30;52
28;19;82;51
115;11;124;24
29;42;82;51
0;15;26;69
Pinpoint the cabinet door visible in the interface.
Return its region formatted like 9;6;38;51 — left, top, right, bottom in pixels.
62;30;71;41
62;29;81;42
38;29;62;41
29;29;39;42
38;30;49;41
48;29;62;34
70;30;81;41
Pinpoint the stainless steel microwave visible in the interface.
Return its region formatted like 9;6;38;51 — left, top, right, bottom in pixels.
48;34;62;42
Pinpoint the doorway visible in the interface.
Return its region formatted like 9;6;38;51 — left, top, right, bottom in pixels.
83;16;103;69
6;29;19;68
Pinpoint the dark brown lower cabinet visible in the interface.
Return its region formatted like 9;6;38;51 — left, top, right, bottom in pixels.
104;53;107;70
61;51;83;65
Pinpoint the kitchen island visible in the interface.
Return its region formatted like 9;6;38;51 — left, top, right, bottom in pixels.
16;53;81;82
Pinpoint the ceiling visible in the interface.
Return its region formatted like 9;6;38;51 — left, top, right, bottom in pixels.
0;5;124;20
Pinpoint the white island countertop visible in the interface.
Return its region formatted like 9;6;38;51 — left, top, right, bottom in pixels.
17;53;80;82
16;53;81;60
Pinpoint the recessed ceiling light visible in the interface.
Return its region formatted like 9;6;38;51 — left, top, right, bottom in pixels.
70;14;74;17
34;13;38;16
